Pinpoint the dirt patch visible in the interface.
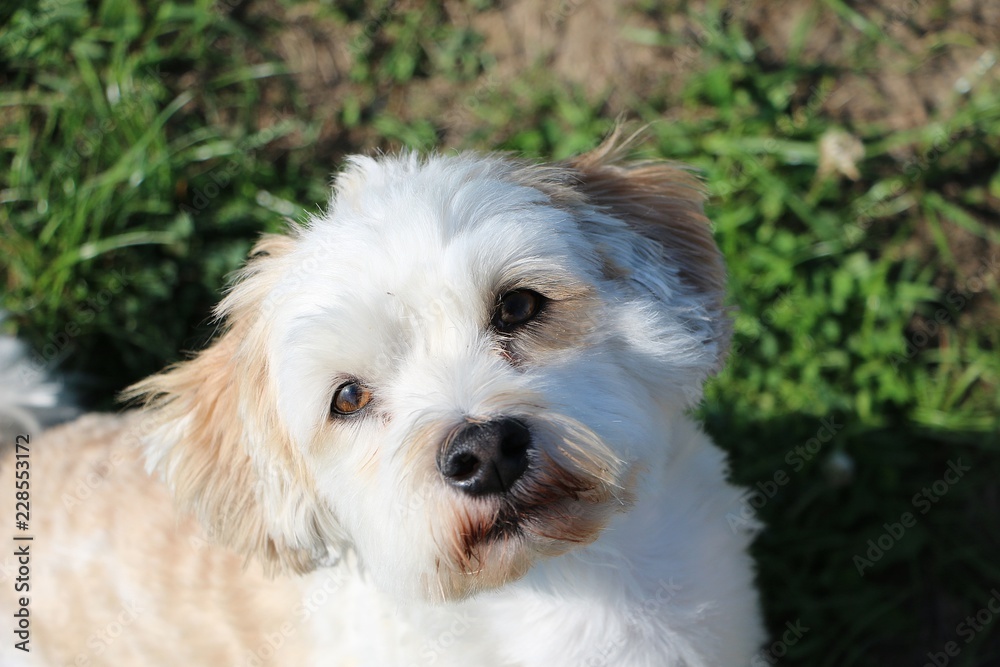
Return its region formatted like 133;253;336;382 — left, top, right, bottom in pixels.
457;1;1000;134
246;1;999;144
741;0;1000;133
236;0;999;310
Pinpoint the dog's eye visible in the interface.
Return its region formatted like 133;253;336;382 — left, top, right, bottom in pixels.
331;381;373;416
493;289;545;331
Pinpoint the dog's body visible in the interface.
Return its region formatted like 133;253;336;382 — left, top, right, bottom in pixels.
1;136;763;666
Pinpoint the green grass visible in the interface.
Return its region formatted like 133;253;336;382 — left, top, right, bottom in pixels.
2;1;999;665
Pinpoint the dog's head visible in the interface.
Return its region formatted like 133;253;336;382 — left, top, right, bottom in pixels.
128;133;730;600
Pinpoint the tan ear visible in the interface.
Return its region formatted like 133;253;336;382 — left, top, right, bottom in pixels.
124;234;326;574
565;131;732;369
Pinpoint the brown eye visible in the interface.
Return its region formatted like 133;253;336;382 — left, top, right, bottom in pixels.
493;289;544;331
331;381;372;416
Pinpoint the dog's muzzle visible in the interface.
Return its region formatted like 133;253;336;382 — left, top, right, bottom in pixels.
437;418;531;496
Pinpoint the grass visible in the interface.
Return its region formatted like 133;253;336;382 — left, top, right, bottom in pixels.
2;1;999;665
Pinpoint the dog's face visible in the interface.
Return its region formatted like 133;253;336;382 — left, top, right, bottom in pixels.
131;136;730;601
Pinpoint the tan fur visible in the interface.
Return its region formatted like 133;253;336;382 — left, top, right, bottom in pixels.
569;130;725;300
502;286;604;365
0;414;309;666
509;129;732;366
123;233;324;574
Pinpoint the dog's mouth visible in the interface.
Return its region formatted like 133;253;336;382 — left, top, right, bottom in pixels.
420;413;631;599
450;445;631;582
466;503;523;550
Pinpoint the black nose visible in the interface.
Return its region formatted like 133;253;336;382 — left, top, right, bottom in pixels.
437;418;531;496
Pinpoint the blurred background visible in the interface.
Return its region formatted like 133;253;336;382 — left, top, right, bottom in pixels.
2;1;999;665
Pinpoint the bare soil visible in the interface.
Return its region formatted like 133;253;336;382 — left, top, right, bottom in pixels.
243;0;999;320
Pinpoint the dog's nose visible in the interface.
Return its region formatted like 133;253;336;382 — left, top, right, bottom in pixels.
438;418;531;496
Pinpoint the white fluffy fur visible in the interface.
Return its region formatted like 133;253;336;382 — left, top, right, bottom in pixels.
2;138;763;666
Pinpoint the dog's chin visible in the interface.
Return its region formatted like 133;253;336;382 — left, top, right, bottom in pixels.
427;447;631;601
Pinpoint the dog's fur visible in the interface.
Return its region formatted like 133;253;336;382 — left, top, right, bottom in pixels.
1;135;763;666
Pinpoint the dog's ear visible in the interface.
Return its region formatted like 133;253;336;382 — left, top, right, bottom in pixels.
564;132;731;372
124;233;328;574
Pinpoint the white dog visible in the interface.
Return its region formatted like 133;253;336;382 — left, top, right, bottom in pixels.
1;133;763;666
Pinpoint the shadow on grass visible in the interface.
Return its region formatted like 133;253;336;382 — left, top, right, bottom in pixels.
703;406;1000;667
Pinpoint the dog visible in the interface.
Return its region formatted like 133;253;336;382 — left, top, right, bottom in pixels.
1;132;764;666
